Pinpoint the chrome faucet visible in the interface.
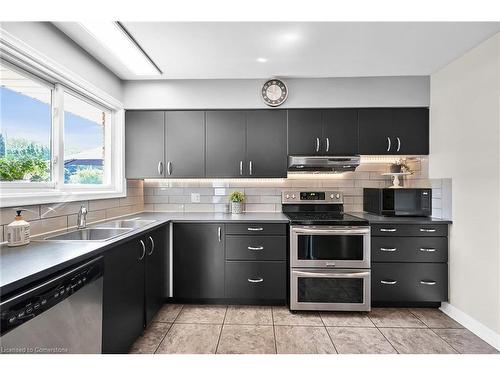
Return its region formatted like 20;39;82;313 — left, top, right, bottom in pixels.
77;205;88;229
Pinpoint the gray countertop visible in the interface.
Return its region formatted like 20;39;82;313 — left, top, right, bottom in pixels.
0;211;289;296
348;212;452;224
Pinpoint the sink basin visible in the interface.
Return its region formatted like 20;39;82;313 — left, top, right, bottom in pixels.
93;218;157;229
44;228;132;241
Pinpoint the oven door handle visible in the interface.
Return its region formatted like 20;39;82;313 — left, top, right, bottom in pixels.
293;270;371;278
292;227;370;235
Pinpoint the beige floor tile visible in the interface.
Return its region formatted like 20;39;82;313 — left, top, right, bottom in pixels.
321;312;375;327
327;327;396;354
380;328;456;354
433;329;499;354
156;324;222;354
129;322;171;354
272;306;323;326
153;304;183;323
216;325;276;354
224;305;273;325
175;305;227;324
368;308;427;328
409;308;462;328
275;326;336;354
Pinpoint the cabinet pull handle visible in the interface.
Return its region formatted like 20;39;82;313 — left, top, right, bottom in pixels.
248;278;264;283
325;137;330;152
248;246;264;250
148;236;155;256
316;137;320;152
247;227;263;231
217;226;222;242
386;137;391;152
420;228;436;233
420;248;436;252
380;228;397;232
381;280;397;285
396;137;401;152
139;240;146;260
380;247;397;252
420;280;437;285
167;161;172;176
239;161;243;175
249;160;253;176
157;161;163;176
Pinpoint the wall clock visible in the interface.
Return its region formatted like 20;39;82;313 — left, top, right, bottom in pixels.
261;79;288;107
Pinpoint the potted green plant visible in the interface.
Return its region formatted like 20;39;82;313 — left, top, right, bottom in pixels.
229;191;245;214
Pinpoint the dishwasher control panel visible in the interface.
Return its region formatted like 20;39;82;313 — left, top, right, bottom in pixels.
0;257;103;336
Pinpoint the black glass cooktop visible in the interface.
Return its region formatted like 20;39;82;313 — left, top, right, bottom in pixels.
284;212;369;226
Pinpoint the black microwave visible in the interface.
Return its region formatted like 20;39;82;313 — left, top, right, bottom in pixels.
363;188;432;217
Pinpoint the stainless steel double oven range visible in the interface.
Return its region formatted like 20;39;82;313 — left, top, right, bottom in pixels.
282;191;371;312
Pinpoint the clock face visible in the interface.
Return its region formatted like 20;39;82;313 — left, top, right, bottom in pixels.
262;79;288;107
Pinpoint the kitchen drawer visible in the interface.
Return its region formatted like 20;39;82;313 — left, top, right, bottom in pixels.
226;236;286;261
225;261;286;300
371;237;448;263
372;263;448;302
371;224;448;237
226;223;287;236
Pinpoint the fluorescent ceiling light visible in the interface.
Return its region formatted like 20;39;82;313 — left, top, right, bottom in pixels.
79;22;160;76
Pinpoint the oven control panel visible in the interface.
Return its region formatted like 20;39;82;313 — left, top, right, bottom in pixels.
282;191;343;204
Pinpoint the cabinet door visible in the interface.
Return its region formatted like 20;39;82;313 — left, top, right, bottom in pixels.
145;226;168;326
322;109;359;155
358;109;394;155
246;110;287;177
287;109;323;155
206;111;246;177
125;111;165;178
103;238;145;353
165;111;205;177
392;108;429;155
173;223;225;299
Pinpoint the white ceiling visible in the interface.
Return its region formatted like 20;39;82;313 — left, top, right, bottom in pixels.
55;22;500;80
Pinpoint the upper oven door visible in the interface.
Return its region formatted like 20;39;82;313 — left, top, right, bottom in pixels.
290;226;370;268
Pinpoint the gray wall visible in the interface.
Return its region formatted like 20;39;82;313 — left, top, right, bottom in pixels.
123;76;430;109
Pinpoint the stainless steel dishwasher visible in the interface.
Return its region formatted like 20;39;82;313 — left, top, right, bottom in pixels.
0;257;103;354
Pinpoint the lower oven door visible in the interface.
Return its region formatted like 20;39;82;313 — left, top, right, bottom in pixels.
290;268;371;311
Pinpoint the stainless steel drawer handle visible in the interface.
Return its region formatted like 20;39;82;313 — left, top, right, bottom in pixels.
396;137;401;152
248;278;264;283
380;280;397;285
248;246;264;250
420;228;437;233
380;247;397;252
139;240;146;261
217;226;222;242
420;248;436;252
380;228;397;232
386;137;391;152
316;137;320;152
247;227;263;231
157;161;163;176
167;161;172;176
420;280;437;285
239;161;243;175
325;262;336;266
148;236;155;256
325;137;330;152
249;160;253;176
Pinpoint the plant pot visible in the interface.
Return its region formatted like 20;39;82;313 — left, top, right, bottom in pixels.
390;164;402;173
231;202;243;214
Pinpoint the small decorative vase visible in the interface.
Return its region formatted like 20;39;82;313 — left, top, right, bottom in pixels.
231;201;243;214
390;164;402;173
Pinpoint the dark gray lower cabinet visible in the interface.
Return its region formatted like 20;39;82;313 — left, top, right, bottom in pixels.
103;226;167;353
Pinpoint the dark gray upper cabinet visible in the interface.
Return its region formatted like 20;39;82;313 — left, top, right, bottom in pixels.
206;111;247;177
287;109;323;155
246;110;287;177
322;109;359;155
125;111;164;178
165;111;205;178
359;108;429;155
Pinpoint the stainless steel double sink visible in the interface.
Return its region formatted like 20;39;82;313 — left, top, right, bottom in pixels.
43;218;157;241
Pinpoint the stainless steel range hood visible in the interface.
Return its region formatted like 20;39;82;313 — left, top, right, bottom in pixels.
288;155;361;173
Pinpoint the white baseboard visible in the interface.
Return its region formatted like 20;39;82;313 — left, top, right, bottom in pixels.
440;302;500;350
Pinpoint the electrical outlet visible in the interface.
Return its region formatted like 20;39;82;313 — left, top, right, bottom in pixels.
191;193;201;203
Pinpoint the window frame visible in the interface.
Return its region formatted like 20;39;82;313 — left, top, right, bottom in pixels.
0;45;125;208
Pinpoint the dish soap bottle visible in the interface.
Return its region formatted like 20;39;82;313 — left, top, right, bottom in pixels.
7;210;30;247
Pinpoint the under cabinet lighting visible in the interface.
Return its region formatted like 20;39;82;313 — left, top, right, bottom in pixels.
79;22;161;76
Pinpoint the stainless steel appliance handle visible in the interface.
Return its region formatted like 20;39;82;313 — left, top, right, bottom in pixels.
148;236;155;256
380;228;397;232
239;161;243;175
293;227;370;235
381;280;397;285
248;278;264;283
420;248;436;252
325;262;336;267
139;240;146;260
380;247;397;252
247;227;264;231
397;137;401;152
248;246;264;250
325;137;330;152
316;137;320;152
420;228;437;233
294;270;370;278
157;161;163;176
420;280;437;285
217;226;221;242
167;161;172;176
249;160;253;176
387;137;391;152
